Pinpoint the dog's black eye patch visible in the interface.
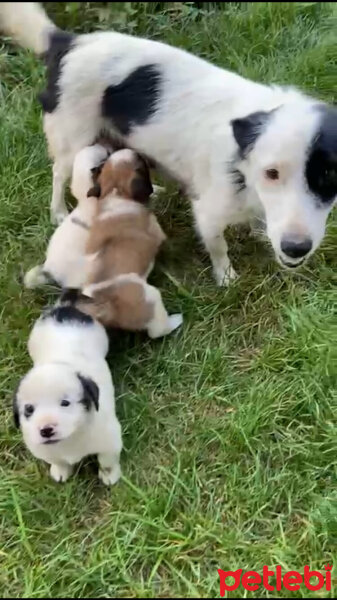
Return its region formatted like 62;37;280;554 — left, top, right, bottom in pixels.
306;150;337;203
306;106;337;204
60;399;70;407
24;404;35;418
102;64;162;136
231;110;273;157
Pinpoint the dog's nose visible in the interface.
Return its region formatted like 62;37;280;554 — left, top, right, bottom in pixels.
40;426;55;439
281;236;312;259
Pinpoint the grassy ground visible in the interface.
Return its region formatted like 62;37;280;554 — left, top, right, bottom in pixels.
1;2;336;598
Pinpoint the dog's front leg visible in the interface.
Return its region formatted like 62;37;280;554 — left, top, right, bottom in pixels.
51;160;70;225
193;194;237;286
50;463;73;483
98;452;121;486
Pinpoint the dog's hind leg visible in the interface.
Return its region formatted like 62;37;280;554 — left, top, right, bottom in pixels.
145;284;183;339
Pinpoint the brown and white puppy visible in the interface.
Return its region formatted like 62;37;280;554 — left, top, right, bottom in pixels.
79;149;183;338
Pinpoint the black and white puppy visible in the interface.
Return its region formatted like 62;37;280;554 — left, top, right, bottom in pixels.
1;3;336;284
13;298;122;484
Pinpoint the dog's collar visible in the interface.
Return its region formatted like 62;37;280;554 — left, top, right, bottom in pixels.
71;216;90;230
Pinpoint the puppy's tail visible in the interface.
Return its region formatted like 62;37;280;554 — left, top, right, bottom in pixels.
0;2;56;54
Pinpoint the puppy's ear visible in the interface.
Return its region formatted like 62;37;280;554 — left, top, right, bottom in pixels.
13;388;20;428
77;373;99;411
131;170;153;204
87;182;101;198
231;110;272;155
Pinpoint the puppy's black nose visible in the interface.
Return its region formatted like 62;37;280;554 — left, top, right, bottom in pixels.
281;236;312;259
40;426;55;439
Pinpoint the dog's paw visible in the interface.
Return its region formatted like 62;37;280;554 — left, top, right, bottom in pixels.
167;313;183;333
51;209;68;226
215;264;238;287
50;463;72;483
99;464;121;486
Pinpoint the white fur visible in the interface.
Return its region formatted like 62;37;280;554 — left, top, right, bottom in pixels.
15;307;122;485
98;197;142;221
24;144;109;289
1;3;335;284
0;2;53;53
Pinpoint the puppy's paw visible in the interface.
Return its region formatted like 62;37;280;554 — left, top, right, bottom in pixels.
167;313;183;333
51;209;68;226
50;463;72;483
99;464;121;486
24;266;47;289
215;264;238;287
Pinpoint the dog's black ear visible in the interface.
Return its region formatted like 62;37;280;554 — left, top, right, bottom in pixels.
91;164;103;178
231;110;272;155
131;160;153;203
77;374;99;411
131;175;153;203
87;182;101;198
13;388;20;429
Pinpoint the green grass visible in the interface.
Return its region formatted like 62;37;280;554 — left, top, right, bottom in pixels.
1;2;337;597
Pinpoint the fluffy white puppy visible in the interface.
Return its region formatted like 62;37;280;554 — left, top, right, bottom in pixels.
24;143;109;289
13;299;122;485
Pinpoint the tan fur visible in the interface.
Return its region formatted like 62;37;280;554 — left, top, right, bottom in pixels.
78;280;154;331
82;151;166;330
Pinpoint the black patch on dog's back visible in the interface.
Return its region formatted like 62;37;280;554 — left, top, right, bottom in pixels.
44;306;94;325
102;64;162;135
231;110;273;157
39;29;76;113
305;106;337;204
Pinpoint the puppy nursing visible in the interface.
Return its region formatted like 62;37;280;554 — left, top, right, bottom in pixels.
79;149;183;338
25;144;109;289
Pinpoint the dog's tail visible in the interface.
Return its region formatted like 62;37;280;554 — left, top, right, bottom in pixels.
0;2;56;54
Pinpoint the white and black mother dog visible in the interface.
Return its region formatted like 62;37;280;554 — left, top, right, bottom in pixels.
1;2;336;284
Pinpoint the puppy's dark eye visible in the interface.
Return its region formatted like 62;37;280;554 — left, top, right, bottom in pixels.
24;404;34;418
265;168;279;181
324;167;337;182
60;399;70;407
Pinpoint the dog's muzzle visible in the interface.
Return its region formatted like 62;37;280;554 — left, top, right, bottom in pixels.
279;234;312;268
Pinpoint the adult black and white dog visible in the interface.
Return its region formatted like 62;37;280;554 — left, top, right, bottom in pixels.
1;3;336;284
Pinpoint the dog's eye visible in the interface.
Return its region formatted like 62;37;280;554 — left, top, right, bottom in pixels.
265;168;279;181
325;167;337;181
60;399;70;407
24;404;35;418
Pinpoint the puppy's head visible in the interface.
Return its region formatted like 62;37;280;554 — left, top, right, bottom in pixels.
14;364;99;447
87;148;153;203
231;102;337;269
